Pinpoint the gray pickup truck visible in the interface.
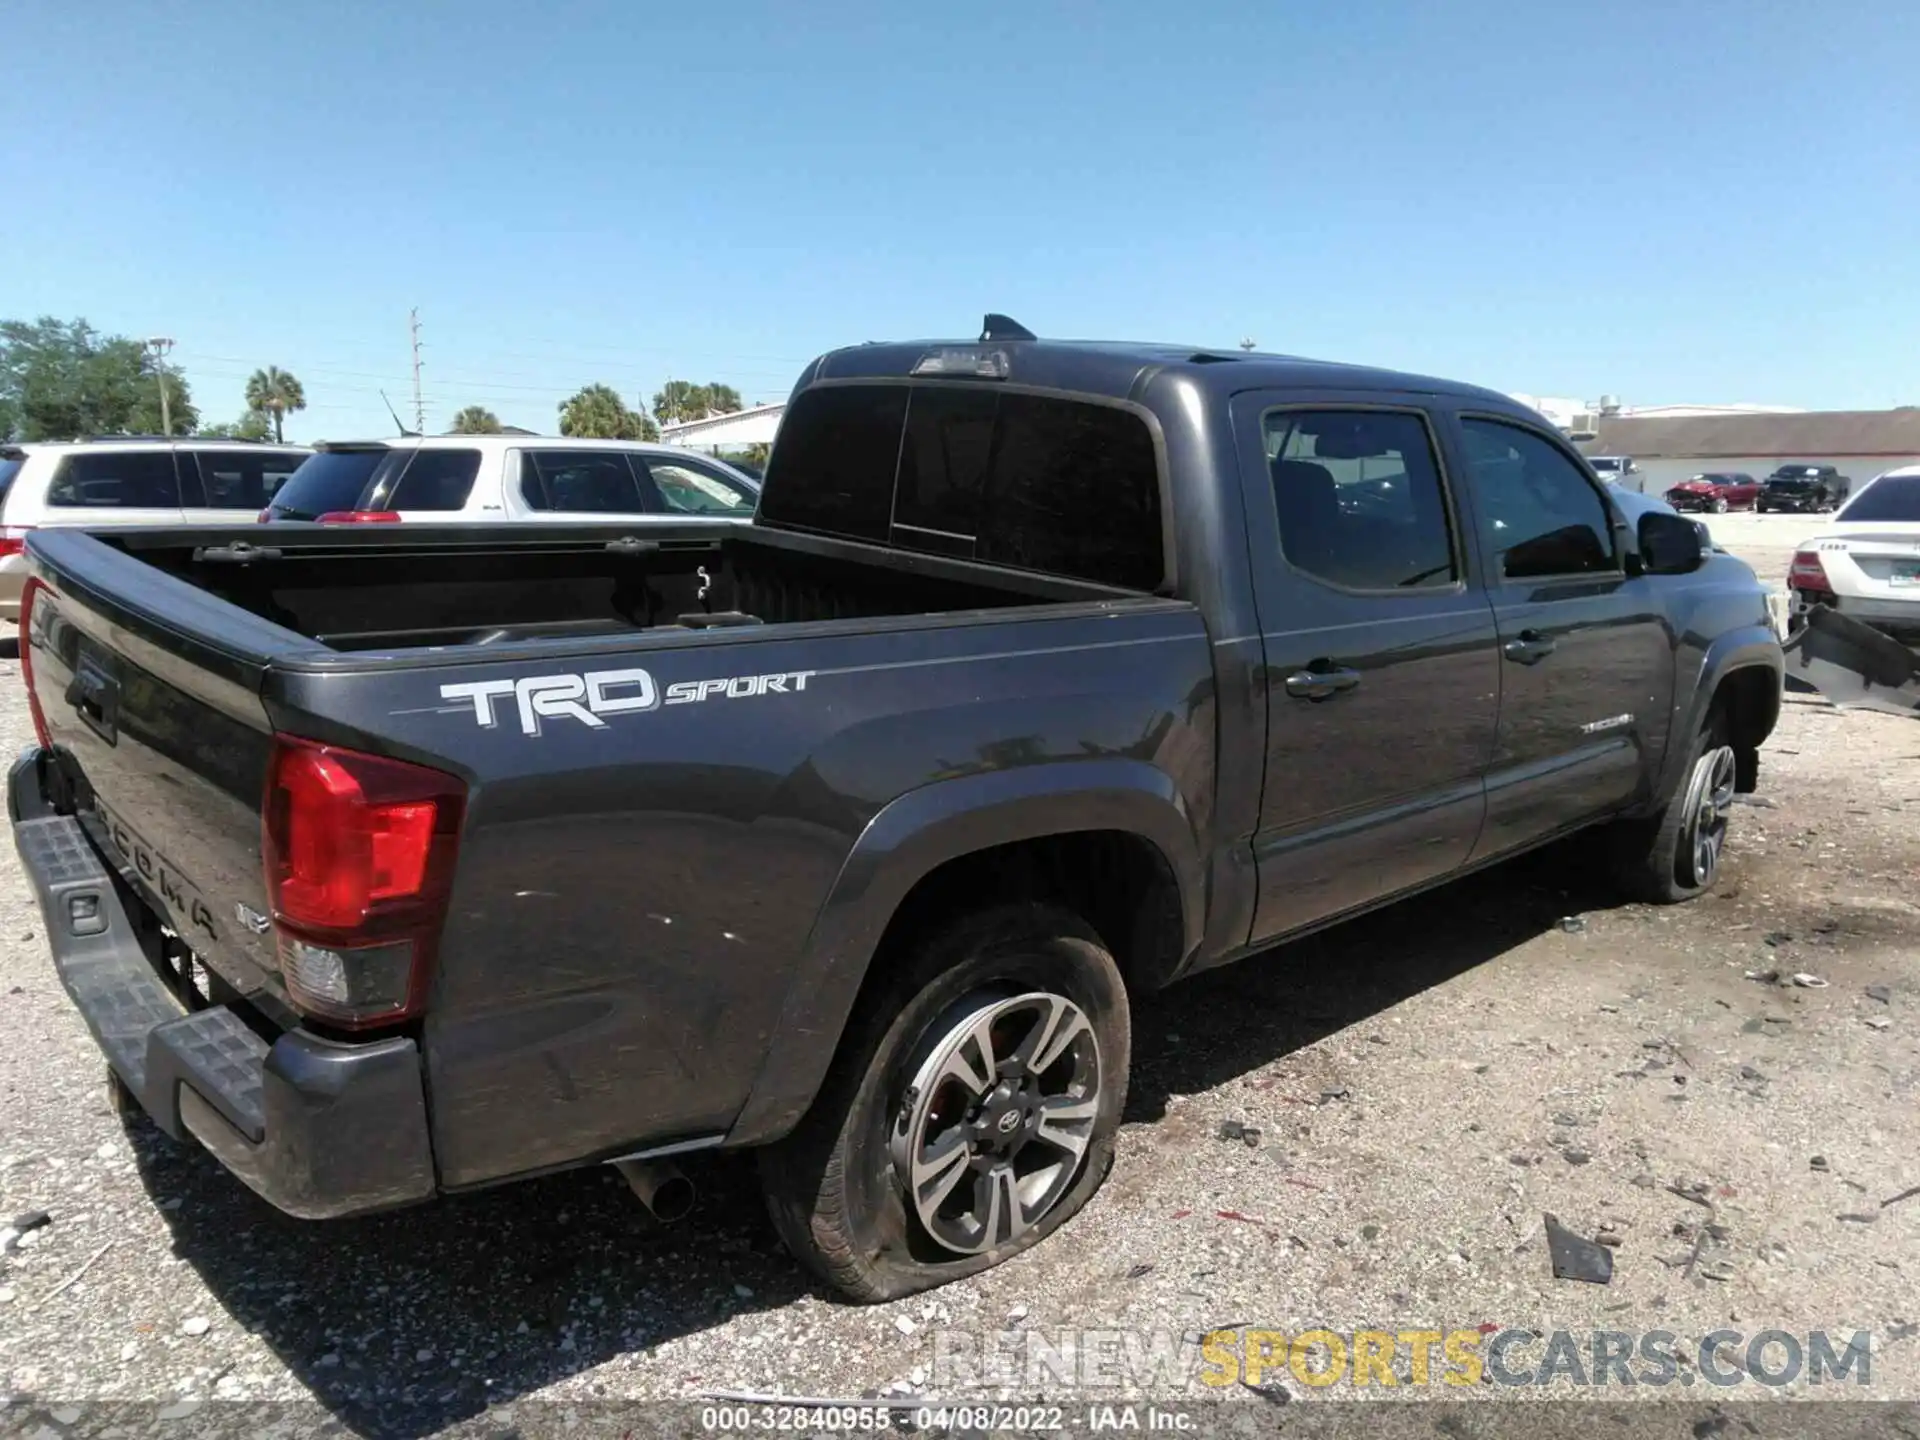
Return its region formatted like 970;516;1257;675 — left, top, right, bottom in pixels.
10;319;1783;1300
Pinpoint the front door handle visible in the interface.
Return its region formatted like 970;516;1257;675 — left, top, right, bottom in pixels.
1284;666;1362;701
1503;630;1557;665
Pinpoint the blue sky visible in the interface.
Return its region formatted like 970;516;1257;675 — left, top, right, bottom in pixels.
4;0;1917;440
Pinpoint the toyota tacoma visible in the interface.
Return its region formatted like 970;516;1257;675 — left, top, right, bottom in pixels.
10;318;1783;1299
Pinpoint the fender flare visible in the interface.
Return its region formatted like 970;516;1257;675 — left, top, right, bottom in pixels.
725;758;1205;1146
1656;624;1784;800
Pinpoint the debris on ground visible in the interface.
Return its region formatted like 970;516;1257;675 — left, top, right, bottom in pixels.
1883;1184;1920;1211
1745;968;1782;985
1791;972;1829;988
1124;1262;1155;1280
1865;1017;1892;1031
1557;916;1587;934
1543;1214;1614;1284
1810;1156;1830;1172
1763;931;1793;947
1866;984;1893;1004
1319;1086;1349;1104
1217;1119;1263;1147
180;1316;211;1337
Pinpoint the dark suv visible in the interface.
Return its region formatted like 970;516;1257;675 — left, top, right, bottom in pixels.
1757;465;1849;513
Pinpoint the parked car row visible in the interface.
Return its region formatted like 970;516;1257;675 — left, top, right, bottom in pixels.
0;434;764;619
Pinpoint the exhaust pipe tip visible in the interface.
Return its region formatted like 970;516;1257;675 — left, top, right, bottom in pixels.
614;1157;696;1224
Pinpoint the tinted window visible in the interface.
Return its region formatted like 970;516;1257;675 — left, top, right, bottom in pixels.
1837;475;1920;522
385;448;481;511
0;457;23;508
761;384;1163;588
1461;419;1616;579
268;449;395;518
1263;410;1456;589
894;386;999;542
758;386;908;542
190;450;307;510
520;451;653;513
979;392;1161;587
46;451;180;509
641;457;756;515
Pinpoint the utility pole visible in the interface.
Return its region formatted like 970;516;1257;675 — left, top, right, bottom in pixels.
144;336;176;436
409;308;426;435
1239;337;1257;352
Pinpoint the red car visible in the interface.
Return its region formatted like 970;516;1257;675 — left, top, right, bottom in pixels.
1664;472;1761;513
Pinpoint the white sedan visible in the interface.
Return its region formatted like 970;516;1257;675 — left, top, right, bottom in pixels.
1787;465;1920;643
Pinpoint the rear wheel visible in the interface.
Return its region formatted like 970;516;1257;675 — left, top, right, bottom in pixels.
759;903;1129;1301
1609;712;1738;903
1711;496;1729;513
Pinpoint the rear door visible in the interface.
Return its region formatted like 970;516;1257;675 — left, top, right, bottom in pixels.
1444;411;1675;858
178;448;308;524
1234;394;1502;943
40;449;186;528
509;447;665;523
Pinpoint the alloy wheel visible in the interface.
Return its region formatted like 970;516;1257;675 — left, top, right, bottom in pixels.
890;991;1102;1256
1678;744;1737;888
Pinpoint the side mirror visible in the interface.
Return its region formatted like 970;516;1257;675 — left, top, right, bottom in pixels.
1638;511;1705;574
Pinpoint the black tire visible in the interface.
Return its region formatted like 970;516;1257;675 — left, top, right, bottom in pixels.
758;902;1130;1301
1608;710;1738;903
1711;496;1729;514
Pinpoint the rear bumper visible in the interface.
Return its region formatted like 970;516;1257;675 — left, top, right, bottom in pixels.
8;749;436;1218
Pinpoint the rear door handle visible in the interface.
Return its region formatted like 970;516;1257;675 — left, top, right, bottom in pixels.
1284;666;1362;701
1503;630;1557;665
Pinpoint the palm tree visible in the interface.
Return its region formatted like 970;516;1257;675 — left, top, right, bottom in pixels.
244;366;307;443
449;405;502;435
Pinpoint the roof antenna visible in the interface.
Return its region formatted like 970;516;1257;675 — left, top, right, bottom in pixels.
380;389;420;438
981;313;1036;342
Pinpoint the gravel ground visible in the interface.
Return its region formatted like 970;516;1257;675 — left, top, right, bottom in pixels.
2;528;1917;1433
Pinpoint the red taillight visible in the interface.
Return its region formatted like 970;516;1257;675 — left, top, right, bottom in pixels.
0;525;32;559
1788;550;1830;590
19;576;50;749
315;510;402;524
262;736;465;1028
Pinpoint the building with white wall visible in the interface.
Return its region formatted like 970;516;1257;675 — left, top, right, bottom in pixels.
1576;409;1920;495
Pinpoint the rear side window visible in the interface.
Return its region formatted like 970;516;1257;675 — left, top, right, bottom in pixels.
188;450;307;509
519;451;657;513
0;456;23;513
760;383;1164;589
46;452;181;509
384;449;481;511
269;450;394;519
1263;410;1457;589
1460;419;1616;580
1838;475;1920;522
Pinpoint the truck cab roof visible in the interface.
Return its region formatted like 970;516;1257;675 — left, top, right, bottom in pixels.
797;332;1523;412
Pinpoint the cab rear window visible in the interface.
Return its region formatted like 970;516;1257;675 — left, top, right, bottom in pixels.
758;383;1165;590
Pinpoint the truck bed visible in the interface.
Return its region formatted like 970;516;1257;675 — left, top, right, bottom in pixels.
73;520;1137;655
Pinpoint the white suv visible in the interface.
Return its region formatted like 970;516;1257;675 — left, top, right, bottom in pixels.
259;436;759;526
0;438;311;620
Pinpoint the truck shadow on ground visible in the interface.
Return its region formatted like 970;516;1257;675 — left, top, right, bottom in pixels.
125;836;1628;1438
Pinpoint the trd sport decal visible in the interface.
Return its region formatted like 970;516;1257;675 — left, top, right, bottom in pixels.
433;667;817;736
